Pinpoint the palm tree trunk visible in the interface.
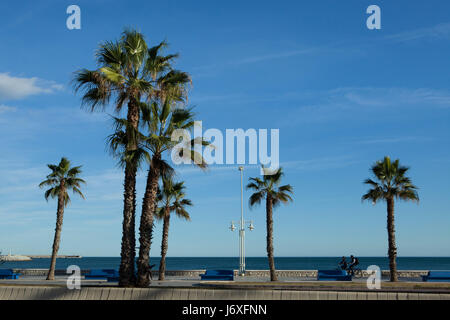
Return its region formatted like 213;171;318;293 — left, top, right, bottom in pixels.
47;189;65;280
119;99;139;287
159;208;171;280
136;154;161;287
387;197;398;282
119;164;137;287
266;195;277;281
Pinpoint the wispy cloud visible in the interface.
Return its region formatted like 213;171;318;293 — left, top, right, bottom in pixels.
231;48;317;65
275;86;450;127
349;136;431;145
385;22;450;43
331;87;450;108
282;155;359;171
192;46;318;77
0;104;16;114
0;73;64;100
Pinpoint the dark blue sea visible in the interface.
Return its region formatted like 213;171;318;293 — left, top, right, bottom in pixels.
2;257;450;271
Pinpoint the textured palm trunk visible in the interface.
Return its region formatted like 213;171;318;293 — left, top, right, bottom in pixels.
119;99;140;287
266;195;277;281
136;153;161;287
47;186;65;280
387;197;398;282
158;207;171;281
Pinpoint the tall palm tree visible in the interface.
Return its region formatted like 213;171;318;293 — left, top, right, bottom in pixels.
73;30;172;286
134;43;193;287
134;100;208;287
362;156;419;282
39;157;85;280
155;178;192;280
246;166;293;281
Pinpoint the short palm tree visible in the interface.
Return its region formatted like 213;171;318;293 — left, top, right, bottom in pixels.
362;156;419;282
39;157;85;280
155;178;192;280
246;166;293;281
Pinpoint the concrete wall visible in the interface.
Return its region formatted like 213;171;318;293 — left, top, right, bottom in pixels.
0;286;448;300
12;269;428;278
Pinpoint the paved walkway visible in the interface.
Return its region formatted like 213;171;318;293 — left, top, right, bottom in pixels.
0;285;449;300
0;275;449;300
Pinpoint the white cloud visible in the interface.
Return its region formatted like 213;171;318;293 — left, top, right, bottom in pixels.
0;73;64;100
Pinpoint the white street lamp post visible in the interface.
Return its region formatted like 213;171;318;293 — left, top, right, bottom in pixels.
229;166;254;276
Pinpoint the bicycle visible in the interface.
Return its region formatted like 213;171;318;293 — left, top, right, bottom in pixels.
336;264;363;278
347;265;363;278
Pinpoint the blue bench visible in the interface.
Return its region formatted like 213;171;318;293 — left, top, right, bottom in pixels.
422;271;450;282
317;270;352;281
200;270;234;281
85;269;119;282
0;269;20;280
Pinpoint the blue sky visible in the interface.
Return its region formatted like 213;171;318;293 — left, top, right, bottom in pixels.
0;0;449;257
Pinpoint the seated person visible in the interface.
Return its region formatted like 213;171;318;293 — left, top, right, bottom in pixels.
348;255;359;275
338;256;348;271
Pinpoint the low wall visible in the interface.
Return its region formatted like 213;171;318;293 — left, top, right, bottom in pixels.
12;269;428;278
0;286;448;300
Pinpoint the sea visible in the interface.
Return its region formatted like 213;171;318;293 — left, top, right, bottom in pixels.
2;257;450;271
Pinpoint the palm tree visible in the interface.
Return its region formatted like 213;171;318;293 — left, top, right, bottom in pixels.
133;43;193;287
246;167;293;281
155;178;192;280
362;156;419;282
134;100;208;287
73;30;176;286
39;157;85;280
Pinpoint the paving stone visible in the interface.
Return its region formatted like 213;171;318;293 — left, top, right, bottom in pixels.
179;289;190;300
356;291;367;300
367;292;378;300
386;292;397;300
377;292;388;300
99;288;111;300
347;291;358;300
418;293;439;300
0;288;7;300
122;288;133;300
272;290;282;300
297;291;310;300
317;291;329;300
407;293;419;300
10;287;20;300
78;288;89;300
307;291;319;300
337;291;349;300
327;291;338;300
397;292;408;300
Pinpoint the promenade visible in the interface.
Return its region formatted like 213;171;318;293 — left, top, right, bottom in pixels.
0;271;449;300
0;284;449;300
